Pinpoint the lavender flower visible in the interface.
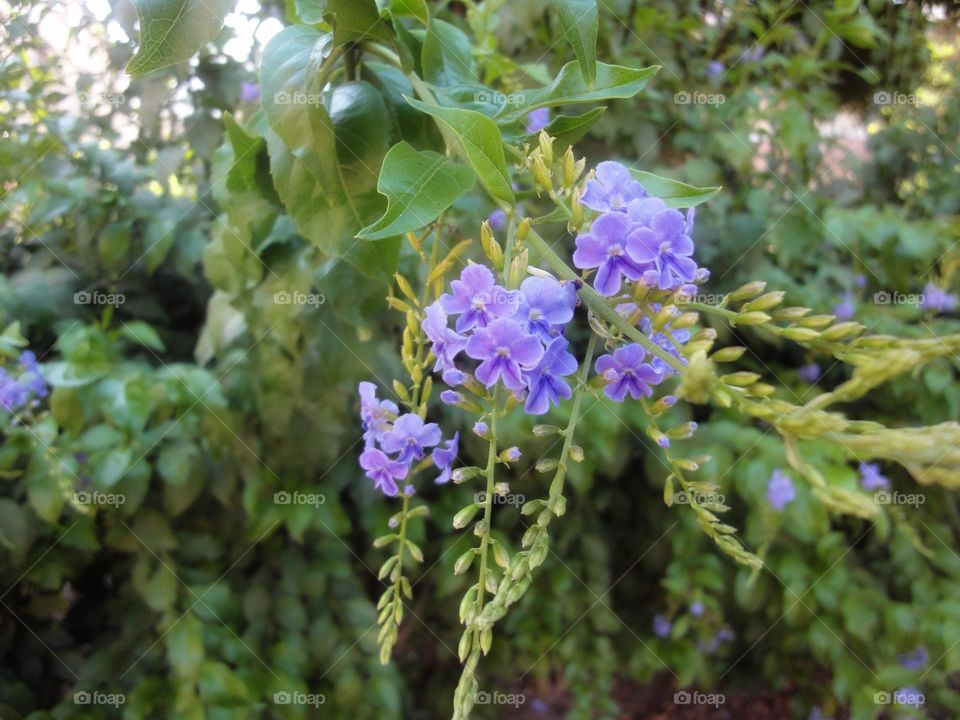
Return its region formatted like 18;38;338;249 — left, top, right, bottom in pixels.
858;462;890;491
641;315;690;377
740;46;764;63
517;276;576;343
524;336;578;415
652;614;672;638
423;302;468;372
504;446;521;462
19;351;47;398
706;60;724;77
440;390;462;406
240;82;260;103
473;421;488;437
381;414;442;464
525;108;550;134
767;469;795;511
833;292;855;321
465;318;544;392
899;647;928;671
798;363;821;384
690;601;705;617
487;208;507;232
626;199;698;290
360;448;408;496
573;212;646;296
580;161;647;213
440;264;519;332
595;344;663;402
432;432;459;484
0;370;30;412
920;283;958;313
358;382;398;449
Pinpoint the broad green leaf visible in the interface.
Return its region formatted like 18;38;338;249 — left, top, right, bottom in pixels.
405;97;513;203
495;61;659;123
329;81;392;194
381;0;428;23
27;454;64;524
554;0;598;85
167;613;205;677
222;113;267;195
630;169;721;208
293;0;326;24
127;0;236;75
120;321;165;352
324;0;393;46
156;441;200;486
359;142;475;240
422;19;476;86
0;499;32;557
538;107;605;148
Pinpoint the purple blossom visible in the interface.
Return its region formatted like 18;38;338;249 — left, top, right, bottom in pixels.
740;46;764;63
440;264;519;332
423;302;468;373
573;212;646;296
626;199;698;291
20;351;47;397
240;82;260;103
524;336;578;415
652;614;672;638
442;368;465;386
432;432;459;484
594;344;664;402
359;382;398;449
580;161;648;213
899;647;928;671
690;601;705;617
767;469;795;511
859;462;890;491
706;60;724;77
473;421;488;437
360;448;408;497
465;318;544;392
504;446;521;462
798;363;821;384
440;390;462;405
381;413;442;464
833;292;855;321
525;107;550;134
0;369;30;412
854;273;867;289
641;315;690;377
488;208;507;232
920;283;958;313
517;276;576;343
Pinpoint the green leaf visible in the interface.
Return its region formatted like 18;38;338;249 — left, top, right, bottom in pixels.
120;321;165;352
382;0;428;23
358;142;475;240
495;61;658;123
27;455;63;524
222;113;267;195
405;97;513;203
630;169;721;208
293;0;326;24
156;441;200;486
538;107;605;148
167;613;205;677
324;0;393;46
0;499;32;557
94;447;133;487
127;0;236;75
554;0;598;85
422;19;476;86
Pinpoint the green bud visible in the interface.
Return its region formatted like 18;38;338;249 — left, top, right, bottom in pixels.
735;311;772;326
727;281;766;302
711;346;746;363
452;504;480;529
781;326;820;342
742;291;786;312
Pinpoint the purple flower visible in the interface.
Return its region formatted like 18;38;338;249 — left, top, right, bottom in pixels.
359;382;398;449
740;46;764;63
473;421;488;437
854;273;867;289
641;314;690;377
833;292;855;321
488;208;507;232
524;337;578;415
423;302;468;373
381;413;442;464
360;448;408;496
465;318;544;392
859;462;890;491
920;283;957;313
0;370;30;412
432;432;459;484
440;390;462;406
690;601;705;617
594;344;664;402
573;212;646;296
652;614;672;638
525;107;550;134
580;161;647;214
767;469;795;511
517;276;576;342
899;647;928;671
440;264;519;332
240;82;260;103
706;60;724;77
504;446;521;462
798;363;821;384
626;199;698;291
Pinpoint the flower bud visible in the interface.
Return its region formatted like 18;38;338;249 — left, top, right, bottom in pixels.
797;314;835;329
781;327;820;342
500;446;522;463
480;221;504;271
532;424;559;436
710;346;746;363
735;311;771;326
772;306;810;320
517;217;531;243
819;322;864;341
536;458;558;473
721;371;762;387
569;445;583;463
742;291;785;312
532;153;553;192
562;147;577;188
538;130;553;165
670;312;700;330
394;273;418;303
727;281;767;302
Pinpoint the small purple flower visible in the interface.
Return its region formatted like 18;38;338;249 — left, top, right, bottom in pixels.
920;283;958;313
854;273;867;289
442;367;465;386
440;264;519;332
240;82;260;103
573;212;646;296
488;208;507;232
432;432;459;484
359;382;398;449
381;413;442;464
524;336;578;415
504;446;521;462
440;390;462;405
690;601;705;617
517;276;576;343
525;107;550;134
833;292;855;321
859;462;890;491
706;60;724;77
594;344;664;402
641;315;690;377
360;448;408;496
740;46;764;63
580;161;648;213
465;318;544;392
626;199;698;291
899;647;928;671
0;370;30;412
652;614;672;638
798;363;821;384
423;302;468;373
767;469;795;511
473;421;488;437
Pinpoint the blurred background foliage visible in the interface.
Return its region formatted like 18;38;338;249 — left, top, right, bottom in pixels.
1;0;958;718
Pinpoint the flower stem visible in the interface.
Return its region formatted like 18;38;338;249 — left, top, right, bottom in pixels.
474;390;500;631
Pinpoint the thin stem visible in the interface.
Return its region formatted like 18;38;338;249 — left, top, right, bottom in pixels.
474;390;500;628
549;334;598;501
677;301;737;320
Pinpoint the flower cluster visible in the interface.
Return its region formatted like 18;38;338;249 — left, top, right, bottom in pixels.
0;350;48;414
358;382;458;496
423;264;579;416
573;161;703;296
